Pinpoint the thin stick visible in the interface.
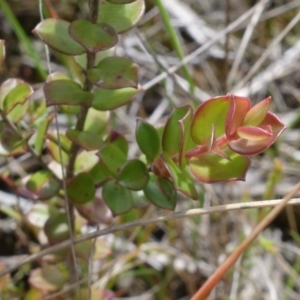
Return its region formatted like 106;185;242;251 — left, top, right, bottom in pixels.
1;197;300;278
191;181;300;300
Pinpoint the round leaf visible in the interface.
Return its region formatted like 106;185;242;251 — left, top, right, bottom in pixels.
44;213;69;245
66;129;103;151
69;20;118;53
25;170;60;200
98;143;127;177
32;18;86;55
117;159;149;190
102;180;133;215
98;0;145;33
44;80;93;106
66;173;96;204
143;173;177;210
191;96;231;145
74;150;99;174
87;57;139;89
189;151;250;183
3;83;33;115
92;87;139;111
136;120;160;162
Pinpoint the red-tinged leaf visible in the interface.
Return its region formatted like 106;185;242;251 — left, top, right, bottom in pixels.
76;197;113;224
226;95;251;137
46;133;71;166
87;57;139;89
117;159;149;190
66;129;103;151
92;87;139;111
98;0;145;33
228;112;286;155
66;173;96;204
0;123;32;156
32;19;86;55
0;78;23;109
162;106;191;156
0;40;5;70
163;153;198;200
44;80;93;106
243;97;271;127
237;125;272;141
189;151;250;183
3;83;33;115
69;20;118;53
102;180;133;215
191;96;231;145
136;120;160;162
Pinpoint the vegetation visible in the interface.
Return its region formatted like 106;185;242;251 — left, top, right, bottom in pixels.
0;0;299;299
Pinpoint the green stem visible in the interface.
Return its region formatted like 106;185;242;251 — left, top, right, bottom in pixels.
154;0;195;95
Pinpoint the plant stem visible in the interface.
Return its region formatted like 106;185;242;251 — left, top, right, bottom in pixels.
64;0;99;293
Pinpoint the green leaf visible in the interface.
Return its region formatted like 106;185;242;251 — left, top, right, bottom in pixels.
143;173;177;210
32;18;86;55
69;20;118;53
107;0;137;3
84;108;108;135
92;87;139;111
66;172;96;204
102;180;133;215
74;150;99;174
98;143;127;177
191;96;231;145
34;113;55;155
89;160;112;185
44;213;69;245
106;131;128;156
44;80;93;106
24;170;60;200
46;133;71;166
0;122;32;156
163;153;198;200
87;57;139;89
29;265;68;292
189;151;250;183
3;82;33;115
98;0;145;33
66;129;103;151
162;106;191;156
74;48;114;70
0;78;23;110
117;159;149;190
136;120;160;162
0;40;5;69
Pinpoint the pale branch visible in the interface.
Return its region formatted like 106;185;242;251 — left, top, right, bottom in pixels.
1;197;300;278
